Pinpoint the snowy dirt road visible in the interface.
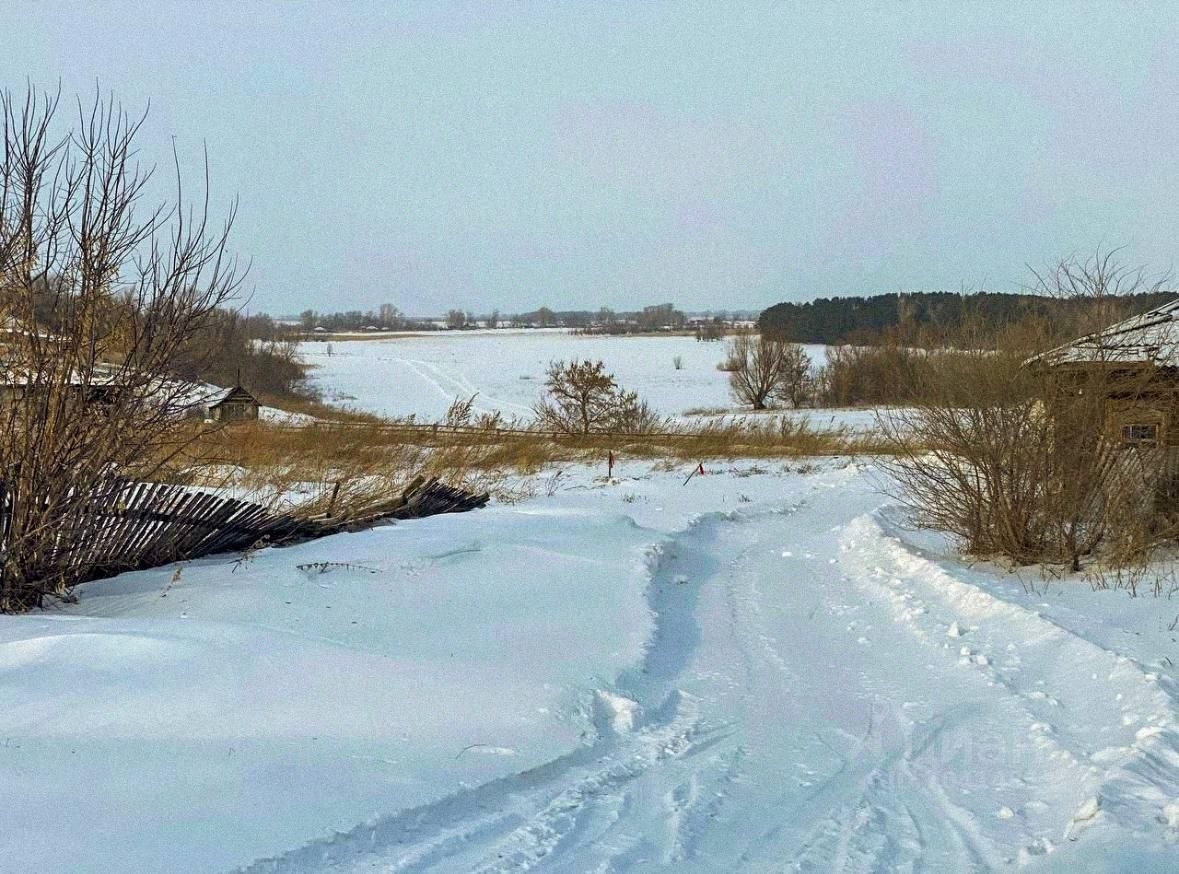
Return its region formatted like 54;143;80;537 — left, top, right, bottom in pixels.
241;469;1179;873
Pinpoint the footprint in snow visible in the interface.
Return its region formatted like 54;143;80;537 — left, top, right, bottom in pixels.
1162;801;1179;829
1064;796;1100;841
1019;838;1055;863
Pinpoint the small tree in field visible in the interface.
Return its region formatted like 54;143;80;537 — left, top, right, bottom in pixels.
724;333;806;410
533;359;660;434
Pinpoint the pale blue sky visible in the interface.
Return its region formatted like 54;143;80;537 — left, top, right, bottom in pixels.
5;2;1179;315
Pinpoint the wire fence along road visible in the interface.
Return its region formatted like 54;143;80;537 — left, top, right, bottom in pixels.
278;420;818;446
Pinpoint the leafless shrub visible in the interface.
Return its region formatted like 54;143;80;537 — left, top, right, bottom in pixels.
532;359;663;435
881;251;1179;574
816;344;994;407
820;344;927;406
724;332;809;410
772;343;812;408
0;84;245;610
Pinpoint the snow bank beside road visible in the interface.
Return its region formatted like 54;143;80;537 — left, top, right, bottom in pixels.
0;503;659;873
841;510;1179;869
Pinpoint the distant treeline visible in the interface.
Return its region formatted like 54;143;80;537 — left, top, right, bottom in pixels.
294;302;756;333
757;291;1176;346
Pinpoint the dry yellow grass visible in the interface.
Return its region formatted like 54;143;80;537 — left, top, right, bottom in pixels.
252;391;385;424
164;414;893;519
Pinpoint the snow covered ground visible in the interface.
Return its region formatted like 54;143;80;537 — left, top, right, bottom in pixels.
298;330;851;425
3;461;1179;871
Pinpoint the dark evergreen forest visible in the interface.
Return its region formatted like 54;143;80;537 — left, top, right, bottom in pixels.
757;290;1175;345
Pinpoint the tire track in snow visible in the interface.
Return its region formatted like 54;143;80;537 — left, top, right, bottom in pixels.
231;505;793;874
456;505;821;872
240;473;1166;873
642;492;1005;872
396;358;535;417
780;704;995;873
840;511;1179;862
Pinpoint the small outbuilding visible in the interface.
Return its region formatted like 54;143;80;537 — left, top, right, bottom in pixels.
207;385;260;422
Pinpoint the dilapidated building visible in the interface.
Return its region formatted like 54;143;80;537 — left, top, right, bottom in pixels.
1030;299;1179;449
206;385;259;422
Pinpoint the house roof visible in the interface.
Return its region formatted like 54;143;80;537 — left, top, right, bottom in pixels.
1028;297;1179;367
207;385;258;407
0;362;123;387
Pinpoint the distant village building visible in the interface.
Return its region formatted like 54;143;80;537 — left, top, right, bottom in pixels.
207;385;259;422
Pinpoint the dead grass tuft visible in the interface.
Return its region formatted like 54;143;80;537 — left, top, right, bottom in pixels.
167;412;887;521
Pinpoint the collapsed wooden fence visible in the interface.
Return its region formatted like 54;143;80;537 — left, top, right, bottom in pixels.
0;475;488;591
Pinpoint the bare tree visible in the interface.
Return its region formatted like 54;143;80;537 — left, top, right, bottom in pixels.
773;343;812;408
445;309;467;330
533;359;660;435
724;332;800;410
0;85;244;610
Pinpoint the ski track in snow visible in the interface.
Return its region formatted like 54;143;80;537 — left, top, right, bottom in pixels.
235;479;1179;873
380;357;536;418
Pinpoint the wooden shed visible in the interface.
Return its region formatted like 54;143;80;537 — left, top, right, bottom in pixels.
207;385;260;422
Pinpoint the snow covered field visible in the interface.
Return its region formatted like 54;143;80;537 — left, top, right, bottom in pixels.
298;331;857;426
4;461;1179;871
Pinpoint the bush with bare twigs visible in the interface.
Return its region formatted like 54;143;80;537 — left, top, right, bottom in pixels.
532;359;662;435
880;252;1179;574
724;332;811;410
0;85;244;610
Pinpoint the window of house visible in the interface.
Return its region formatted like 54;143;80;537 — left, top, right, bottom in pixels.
1121;423;1159;444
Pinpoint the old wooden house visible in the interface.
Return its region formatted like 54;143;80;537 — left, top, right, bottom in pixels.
1030;299;1179;451
207;385;260;422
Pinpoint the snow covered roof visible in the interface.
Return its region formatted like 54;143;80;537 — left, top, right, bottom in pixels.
207;385;258;408
0;362;124;387
1029;297;1179;367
